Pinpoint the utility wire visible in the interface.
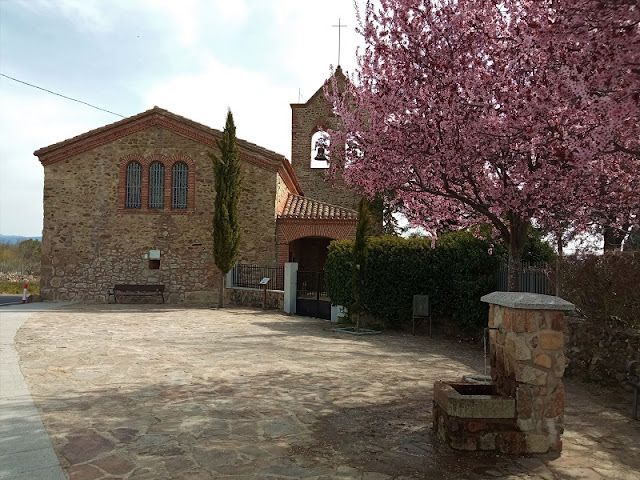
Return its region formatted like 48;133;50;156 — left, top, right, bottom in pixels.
0;72;125;118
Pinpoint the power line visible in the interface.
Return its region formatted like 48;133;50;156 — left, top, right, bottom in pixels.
0;72;125;118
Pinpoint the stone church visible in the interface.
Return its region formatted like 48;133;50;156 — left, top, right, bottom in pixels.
34;69;360;302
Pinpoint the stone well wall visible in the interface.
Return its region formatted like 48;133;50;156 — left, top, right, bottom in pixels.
433;381;517;452
483;292;574;454
564;316;640;385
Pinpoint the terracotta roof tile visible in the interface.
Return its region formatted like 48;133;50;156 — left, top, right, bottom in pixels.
279;193;357;220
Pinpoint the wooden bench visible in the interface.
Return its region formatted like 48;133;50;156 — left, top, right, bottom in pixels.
109;284;165;303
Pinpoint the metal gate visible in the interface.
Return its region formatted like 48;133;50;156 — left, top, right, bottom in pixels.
296;270;331;319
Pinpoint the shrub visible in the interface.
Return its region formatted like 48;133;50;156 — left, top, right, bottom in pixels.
560;252;640;327
326;231;500;331
0;240;42;275
326;240;354;307
363;236;434;326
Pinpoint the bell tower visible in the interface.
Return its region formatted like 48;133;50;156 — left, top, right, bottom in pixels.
290;67;360;210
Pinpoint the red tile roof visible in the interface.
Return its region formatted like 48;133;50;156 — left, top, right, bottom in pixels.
279;193;357;220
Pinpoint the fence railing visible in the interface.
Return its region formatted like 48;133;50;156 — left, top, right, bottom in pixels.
232;263;284;291
296;270;327;298
497;261;554;295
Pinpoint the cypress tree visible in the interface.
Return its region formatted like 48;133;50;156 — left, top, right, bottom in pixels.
352;198;371;331
209;109;242;308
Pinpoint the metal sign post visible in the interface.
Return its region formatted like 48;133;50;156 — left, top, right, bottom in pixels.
260;277;270;310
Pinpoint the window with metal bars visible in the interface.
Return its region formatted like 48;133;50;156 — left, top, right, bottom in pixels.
125;161;142;209
149;162;165;209
171;162;188;209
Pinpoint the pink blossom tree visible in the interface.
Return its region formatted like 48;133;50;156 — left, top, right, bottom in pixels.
328;0;639;290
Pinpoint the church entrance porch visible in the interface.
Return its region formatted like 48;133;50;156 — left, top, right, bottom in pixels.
288;237;333;320
288;236;332;271
275;193;359;269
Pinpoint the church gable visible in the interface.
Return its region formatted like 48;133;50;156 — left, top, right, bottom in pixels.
35;107;291;178
34;108;299;303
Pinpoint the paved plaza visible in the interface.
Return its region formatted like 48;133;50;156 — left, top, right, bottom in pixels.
7;304;640;479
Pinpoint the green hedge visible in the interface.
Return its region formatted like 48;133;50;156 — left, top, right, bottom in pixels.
326;232;501;330
325;240;354;307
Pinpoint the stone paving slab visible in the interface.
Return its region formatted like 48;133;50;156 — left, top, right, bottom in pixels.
14;304;640;479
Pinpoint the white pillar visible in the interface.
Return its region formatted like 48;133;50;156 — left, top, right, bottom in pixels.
284;262;298;314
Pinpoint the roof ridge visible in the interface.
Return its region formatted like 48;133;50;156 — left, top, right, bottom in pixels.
279;193;358;220
34;106;289;164
289;193;357;213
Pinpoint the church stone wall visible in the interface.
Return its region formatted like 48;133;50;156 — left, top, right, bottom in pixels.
40;126;278;303
275;173;290;215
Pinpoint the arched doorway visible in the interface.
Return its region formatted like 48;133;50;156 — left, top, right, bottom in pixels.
288;236;332;271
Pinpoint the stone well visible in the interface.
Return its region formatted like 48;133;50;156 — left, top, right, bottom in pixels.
433;292;574;455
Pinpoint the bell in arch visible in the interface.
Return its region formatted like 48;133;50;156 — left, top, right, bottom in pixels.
315;145;328;161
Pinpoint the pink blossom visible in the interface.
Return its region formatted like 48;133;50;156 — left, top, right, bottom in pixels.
327;0;639;285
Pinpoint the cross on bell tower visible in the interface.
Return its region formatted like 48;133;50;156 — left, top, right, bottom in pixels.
332;18;347;66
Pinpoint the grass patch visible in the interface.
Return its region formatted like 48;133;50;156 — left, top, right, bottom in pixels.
0;281;40;295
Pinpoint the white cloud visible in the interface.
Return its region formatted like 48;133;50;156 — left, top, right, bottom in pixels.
0;0;368;235
16;0;114;33
0;83;118;236
136;0;199;46
210;0;249;24
136;0;250;46
267;0;364;97
145;55;293;156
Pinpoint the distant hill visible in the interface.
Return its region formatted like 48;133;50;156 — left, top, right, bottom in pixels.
0;235;42;245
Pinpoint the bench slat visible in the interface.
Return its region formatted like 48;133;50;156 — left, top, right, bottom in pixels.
109;284;165;303
113;284;164;292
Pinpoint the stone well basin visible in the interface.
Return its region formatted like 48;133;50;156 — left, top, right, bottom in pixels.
434;381;515;419
433;380;519;452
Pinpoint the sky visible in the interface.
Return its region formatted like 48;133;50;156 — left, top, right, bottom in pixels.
0;0;364;236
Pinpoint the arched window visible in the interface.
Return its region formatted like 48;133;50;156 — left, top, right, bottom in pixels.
119;154;195;213
310;131;330;169
125;161;142;209
171;162;188;209
149;162;165;209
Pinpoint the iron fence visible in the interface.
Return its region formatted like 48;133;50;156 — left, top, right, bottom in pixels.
296;270;328;299
497;261;554;295
232;263;284;291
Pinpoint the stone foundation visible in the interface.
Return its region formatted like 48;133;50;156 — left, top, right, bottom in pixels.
226;287;284;310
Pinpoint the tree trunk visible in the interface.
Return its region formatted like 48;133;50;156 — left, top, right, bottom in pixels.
555;237;563;297
603;226;626;252
507;215;529;292
218;273;225;308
